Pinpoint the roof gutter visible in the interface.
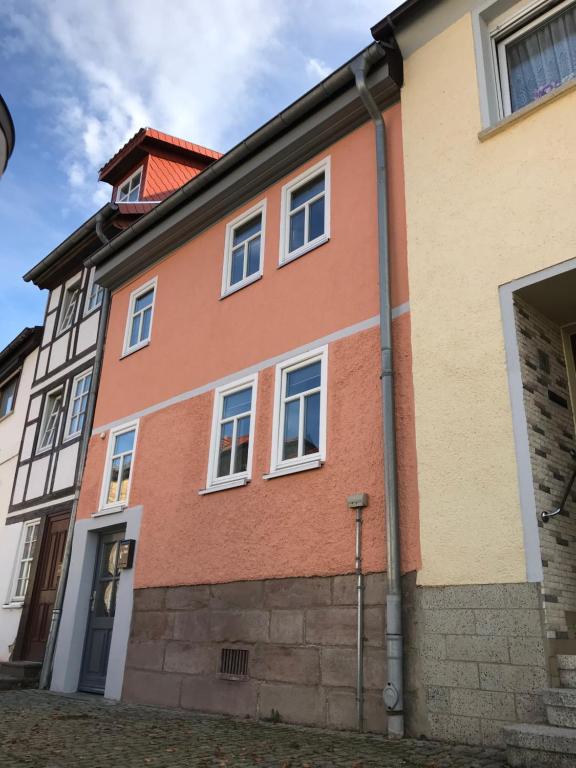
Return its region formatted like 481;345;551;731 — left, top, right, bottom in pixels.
371;0;432;44
350;44;405;738
87;42;393;271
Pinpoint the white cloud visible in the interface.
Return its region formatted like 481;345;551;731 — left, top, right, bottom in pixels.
306;58;333;81
1;0;400;210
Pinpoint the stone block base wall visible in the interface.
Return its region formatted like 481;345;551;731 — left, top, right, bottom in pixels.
404;582;550;747
123;573;388;732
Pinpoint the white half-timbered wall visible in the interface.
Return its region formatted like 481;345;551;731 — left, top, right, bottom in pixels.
8;266;102;520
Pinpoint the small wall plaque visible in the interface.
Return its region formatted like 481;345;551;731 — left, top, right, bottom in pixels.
118;539;135;569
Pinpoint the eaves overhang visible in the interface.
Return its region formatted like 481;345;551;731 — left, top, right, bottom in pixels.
23;203;118;290
0;94;15;177
0;326;43;382
88;43;399;291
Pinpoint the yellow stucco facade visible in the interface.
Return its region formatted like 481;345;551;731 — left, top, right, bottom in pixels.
399;6;576;586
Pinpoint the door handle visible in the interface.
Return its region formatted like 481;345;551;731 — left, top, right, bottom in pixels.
89;590;96;613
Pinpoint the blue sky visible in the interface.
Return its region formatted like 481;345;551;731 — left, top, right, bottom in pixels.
0;1;396;350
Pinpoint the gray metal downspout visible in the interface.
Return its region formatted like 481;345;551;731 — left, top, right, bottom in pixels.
350;51;404;739
39;218;112;690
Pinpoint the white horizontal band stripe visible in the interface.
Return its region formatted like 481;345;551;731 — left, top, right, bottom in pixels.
92;303;410;435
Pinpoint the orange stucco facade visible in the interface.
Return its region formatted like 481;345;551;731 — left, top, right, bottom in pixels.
78;103;420;589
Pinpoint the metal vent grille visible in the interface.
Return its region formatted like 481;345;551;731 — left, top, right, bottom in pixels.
220;648;249;678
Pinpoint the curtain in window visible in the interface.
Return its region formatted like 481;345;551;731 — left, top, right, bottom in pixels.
507;5;576;112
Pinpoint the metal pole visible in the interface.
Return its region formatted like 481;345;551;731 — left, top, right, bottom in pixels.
355;506;364;731
348;493;368;732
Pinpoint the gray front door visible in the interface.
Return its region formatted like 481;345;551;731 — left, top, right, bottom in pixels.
79;530;124;694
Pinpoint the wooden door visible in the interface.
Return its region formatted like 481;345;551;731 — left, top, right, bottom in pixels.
21;513;69;662
79;530;124;694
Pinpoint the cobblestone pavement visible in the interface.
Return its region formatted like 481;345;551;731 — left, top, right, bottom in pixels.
0;690;507;768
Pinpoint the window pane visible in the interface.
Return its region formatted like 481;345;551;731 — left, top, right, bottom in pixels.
230;246;245;285
303;392;321;455
107;457;121;503
308;196;325;241
129;313;141;348
234;416;250;473
21;539;32;560
286;361;321;397
15;579;26;599
135;289;154;313
506;5;576;112
140;307;152;342
282;399;300;460
0;377;17;417
89;282;104;310
119;454;132;502
217;421;233;477
247;237;261;276
223;387;252;419
114;430;135;455
290;174;325;210
289;208;305;253
233;215;261;246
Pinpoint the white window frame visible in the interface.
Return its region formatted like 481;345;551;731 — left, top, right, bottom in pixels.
0;370;19;421
203;374;258;493
492;0;576;116
7;518;40;605
64;368;92;441
268;346;328;476
279;157;331;266
58;283;81;334
122;277;157;357
221;201;266;297
37;386;64;454
85;267;104;315
116;166;143;203
100;420;140;511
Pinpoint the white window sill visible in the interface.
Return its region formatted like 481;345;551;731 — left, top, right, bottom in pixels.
220;273;262;299
263;459;323;480
2;602;24;610
279;235;329;268
121;340;150;360
92;505;126;517
479;78;576;142
198;478;249;495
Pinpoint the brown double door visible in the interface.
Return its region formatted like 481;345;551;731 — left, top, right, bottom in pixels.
19;513;69;662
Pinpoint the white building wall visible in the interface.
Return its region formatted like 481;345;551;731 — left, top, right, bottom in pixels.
0;347;38;659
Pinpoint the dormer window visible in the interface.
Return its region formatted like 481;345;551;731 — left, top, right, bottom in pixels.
116;167;142;203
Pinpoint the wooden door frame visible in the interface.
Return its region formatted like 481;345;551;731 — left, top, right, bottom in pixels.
12;509;70;662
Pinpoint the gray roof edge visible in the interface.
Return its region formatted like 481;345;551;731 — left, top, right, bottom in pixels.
88;42;390;275
0;326;43;375
23;203;117;286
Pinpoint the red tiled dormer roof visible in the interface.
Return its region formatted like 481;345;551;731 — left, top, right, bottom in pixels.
98;127;221;186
